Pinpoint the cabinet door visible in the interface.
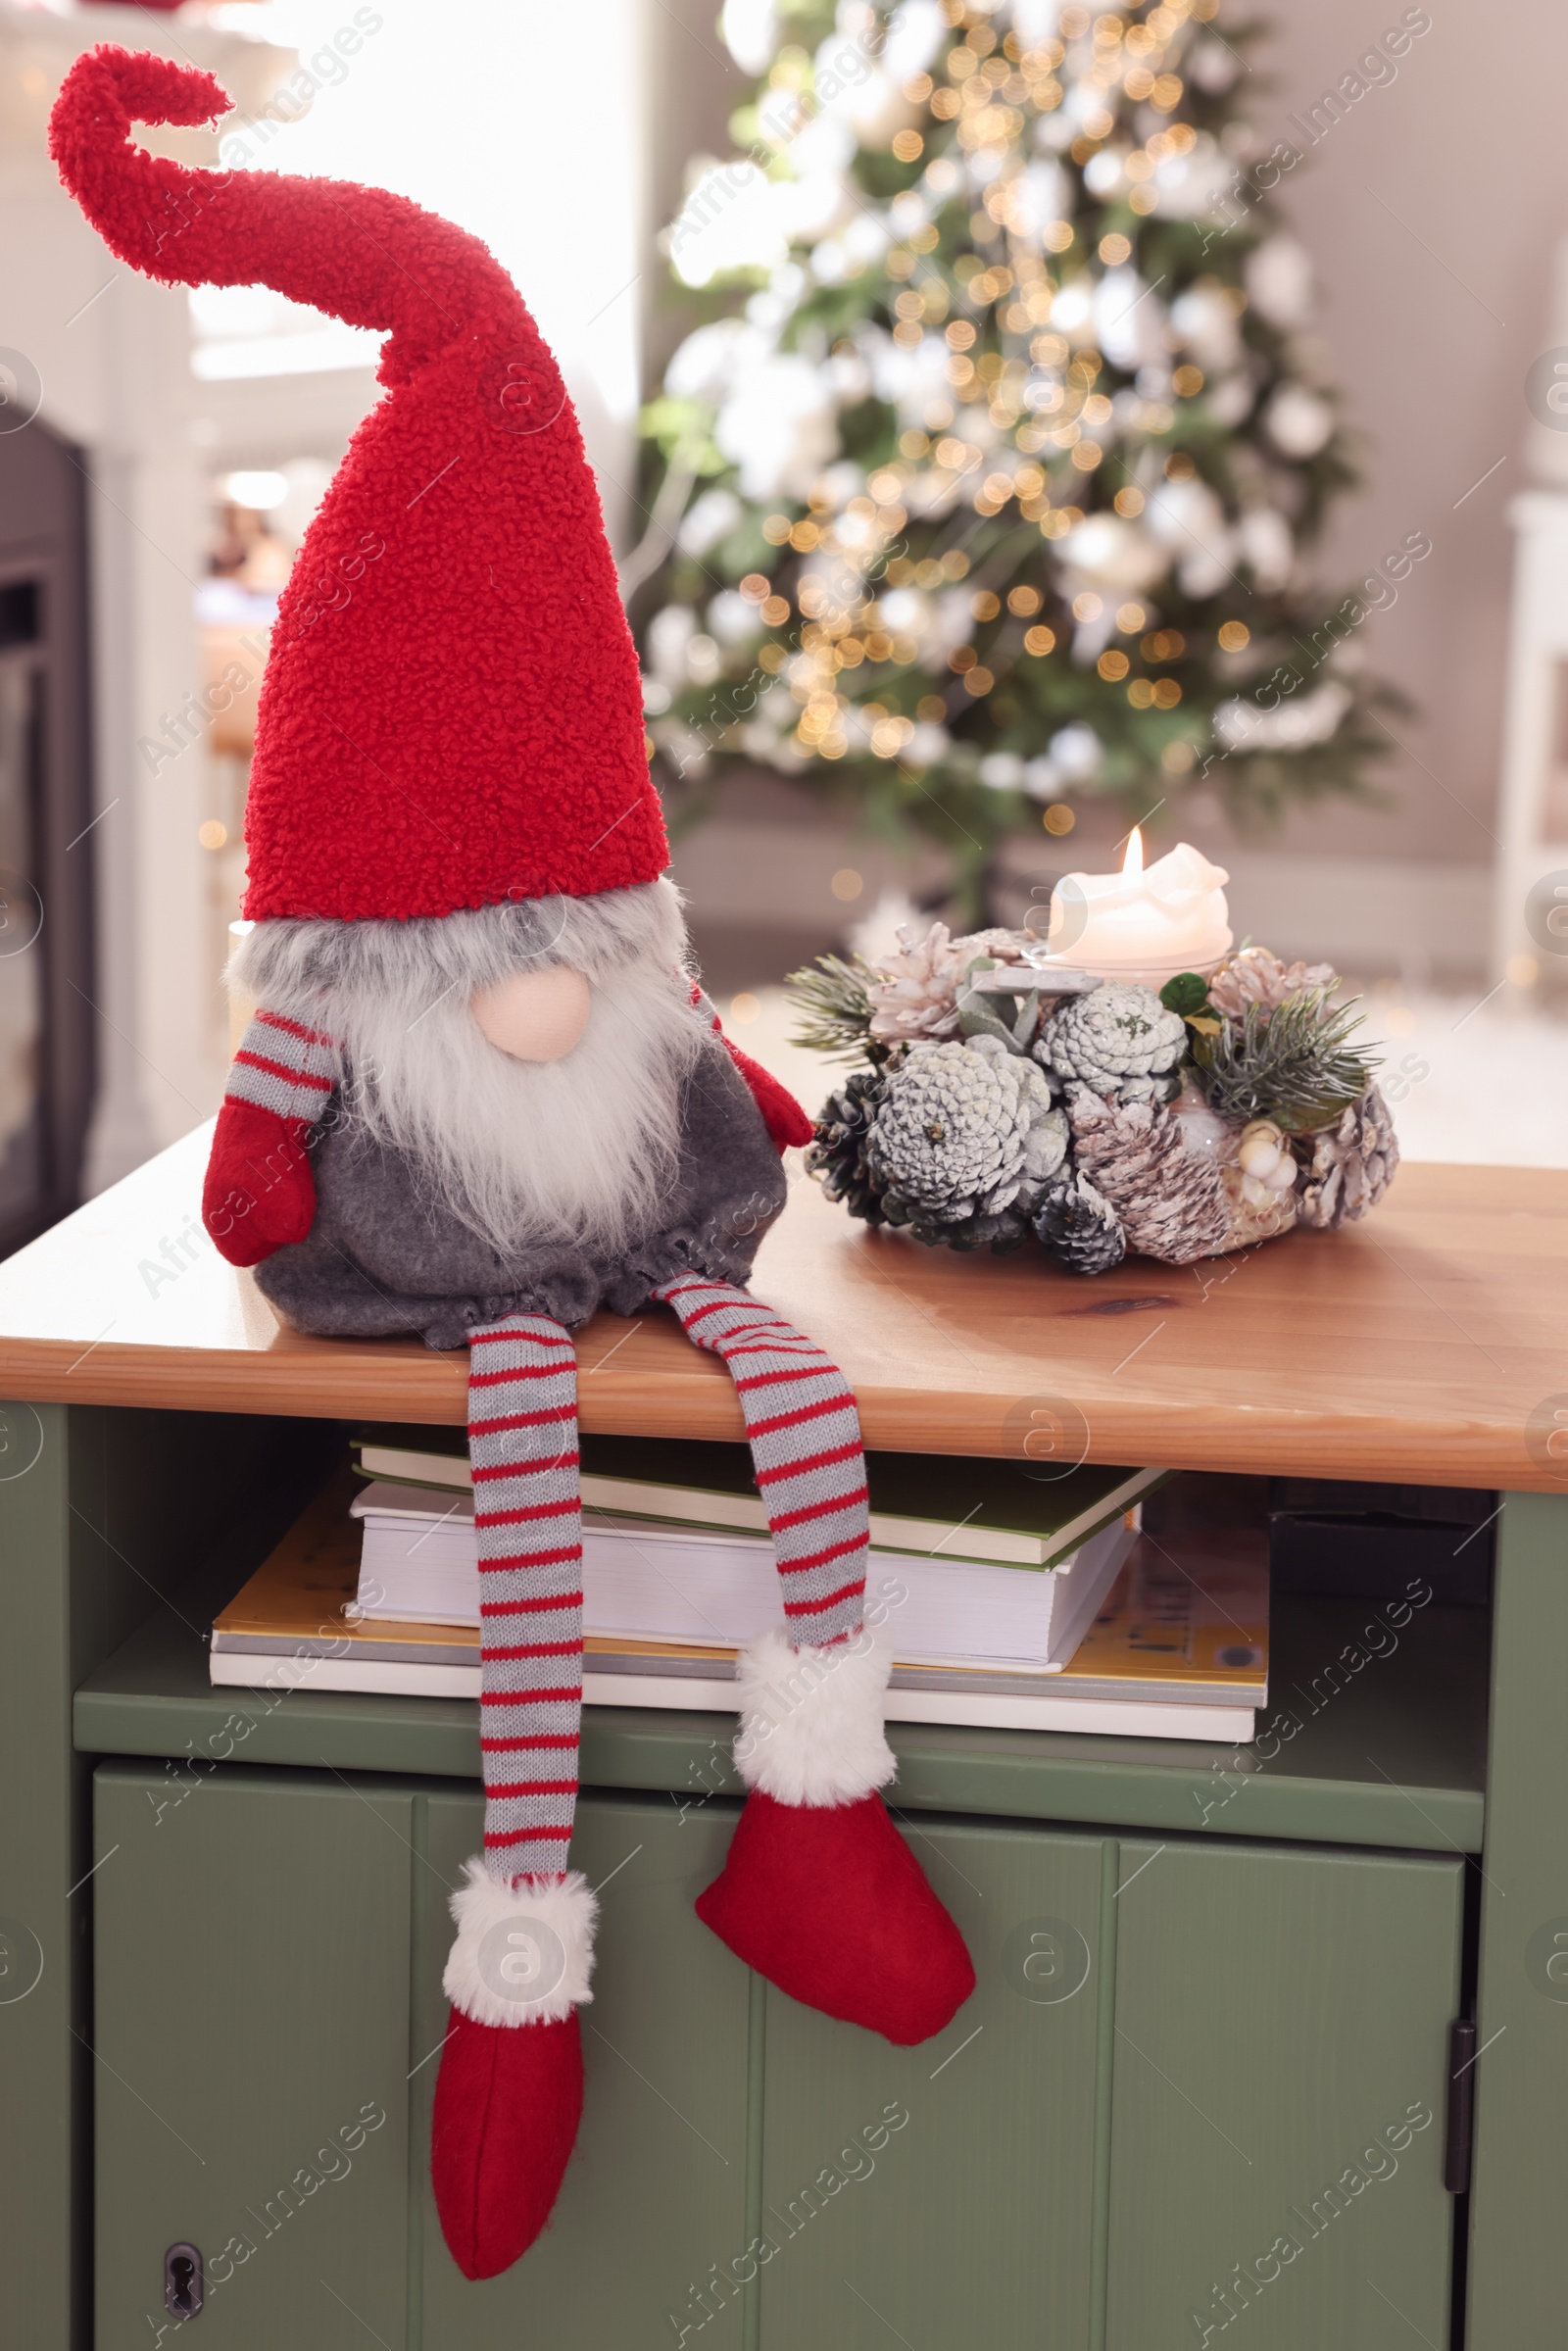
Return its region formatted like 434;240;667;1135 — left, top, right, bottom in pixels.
92;1762;413;2351
758;1817;1107;2351
416;1788;753;2348
1107;1838;1463;2350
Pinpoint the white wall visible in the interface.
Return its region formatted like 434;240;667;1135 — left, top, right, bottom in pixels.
1187;0;1568;881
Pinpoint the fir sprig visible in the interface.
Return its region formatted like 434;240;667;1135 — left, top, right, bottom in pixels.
1192;989;1380;1134
786;954;881;1062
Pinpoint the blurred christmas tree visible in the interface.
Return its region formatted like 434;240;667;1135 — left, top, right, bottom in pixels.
632;0;1396;906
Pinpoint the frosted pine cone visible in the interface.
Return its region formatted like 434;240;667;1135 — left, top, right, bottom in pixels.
1034;1169;1126;1275
865;921;1018;1047
1293;1086;1399;1230
966;1035;1068;1201
1208;945;1338;1023
867;1038;1059;1222
1066;1085;1231;1264
1040;982;1187;1101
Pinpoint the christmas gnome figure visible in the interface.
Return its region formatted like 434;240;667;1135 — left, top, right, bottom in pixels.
52;45;975;2284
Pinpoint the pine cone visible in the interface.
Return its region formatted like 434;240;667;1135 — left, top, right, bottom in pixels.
1040;982;1187;1101
1208;945;1338;1023
1034;1169;1126;1274
867;1038;1040;1221
1293;1085;1399;1230
865;921;1019;1047
1066;1085;1231;1264
805;1069;888;1223
967;1035;1068;1202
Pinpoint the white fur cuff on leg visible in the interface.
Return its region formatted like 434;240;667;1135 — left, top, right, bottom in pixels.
732;1624;896;1808
442;1861;598;2028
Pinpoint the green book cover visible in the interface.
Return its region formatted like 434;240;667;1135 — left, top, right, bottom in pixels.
354;1424;1165;1571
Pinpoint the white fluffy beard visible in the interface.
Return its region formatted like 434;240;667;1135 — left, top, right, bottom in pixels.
233;879;709;1261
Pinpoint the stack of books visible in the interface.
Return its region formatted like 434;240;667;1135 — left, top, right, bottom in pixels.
210;1431;1270;1740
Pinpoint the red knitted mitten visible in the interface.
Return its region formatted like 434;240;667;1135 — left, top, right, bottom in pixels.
201;1010;339;1267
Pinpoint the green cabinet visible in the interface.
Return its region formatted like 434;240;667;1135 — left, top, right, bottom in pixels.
1107;1837;1463;2351
92;1762;414;2350
92;1761;1467;2351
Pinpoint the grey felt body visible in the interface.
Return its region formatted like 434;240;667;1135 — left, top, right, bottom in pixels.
254;1035;788;1347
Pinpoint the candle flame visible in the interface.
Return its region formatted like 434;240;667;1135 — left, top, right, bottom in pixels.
1121;826;1144;878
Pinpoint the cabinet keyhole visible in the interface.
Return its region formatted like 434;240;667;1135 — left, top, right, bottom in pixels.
164;2243;203;2319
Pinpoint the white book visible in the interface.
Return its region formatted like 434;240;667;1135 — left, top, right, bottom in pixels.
575;1675;1254;1742
206;1648;1251;1740
348;1481;1138;1674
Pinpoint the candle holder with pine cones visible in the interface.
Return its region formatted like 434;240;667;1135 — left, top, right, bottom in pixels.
789;932;1397;1275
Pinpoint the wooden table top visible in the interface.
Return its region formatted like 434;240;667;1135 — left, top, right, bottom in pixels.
0;1124;1564;1490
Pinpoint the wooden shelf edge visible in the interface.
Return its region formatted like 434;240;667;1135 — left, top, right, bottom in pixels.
0;1339;474;1424
5;1329;1558;1489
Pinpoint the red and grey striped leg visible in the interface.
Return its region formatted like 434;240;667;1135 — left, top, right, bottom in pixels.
654;1274;870;1644
430;1312;595;2283
469;1313;585;1874
653;1276;975;2045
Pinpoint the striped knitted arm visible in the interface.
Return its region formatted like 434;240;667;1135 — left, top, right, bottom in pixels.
467;1312;585;1884
652;1276;868;1649
226;1008;341;1122
203;1009;343;1267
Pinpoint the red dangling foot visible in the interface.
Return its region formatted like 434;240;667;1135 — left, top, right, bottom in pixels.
429;1864;598;2280
698;1786;974;2043
431;2007;584;2279
697;1628;975;2045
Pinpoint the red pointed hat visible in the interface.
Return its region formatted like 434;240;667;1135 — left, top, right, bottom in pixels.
50;46;666;923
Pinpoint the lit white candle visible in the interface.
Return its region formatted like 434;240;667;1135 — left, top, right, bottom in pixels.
1036;830;1233;990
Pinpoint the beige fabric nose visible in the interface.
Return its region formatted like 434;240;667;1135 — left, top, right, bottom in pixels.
471;966;591;1062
